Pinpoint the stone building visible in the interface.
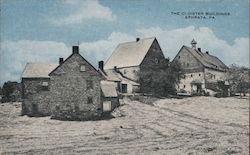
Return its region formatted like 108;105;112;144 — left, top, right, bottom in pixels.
21;63;58;116
100;80;120;113
49;46;104;120
21;46;119;120
103;37;167;93
172;39;229;96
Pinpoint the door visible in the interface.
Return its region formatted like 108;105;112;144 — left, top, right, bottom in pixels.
197;84;202;94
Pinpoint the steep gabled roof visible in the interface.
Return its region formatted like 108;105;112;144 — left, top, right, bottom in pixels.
22;63;58;78
183;46;228;71
104;37;156;69
49;52;101;76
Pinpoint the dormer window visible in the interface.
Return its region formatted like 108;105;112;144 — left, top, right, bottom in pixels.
80;65;86;72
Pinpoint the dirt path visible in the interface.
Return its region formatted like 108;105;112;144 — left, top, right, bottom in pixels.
0;97;249;155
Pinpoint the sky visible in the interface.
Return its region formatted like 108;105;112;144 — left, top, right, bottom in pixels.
0;0;249;85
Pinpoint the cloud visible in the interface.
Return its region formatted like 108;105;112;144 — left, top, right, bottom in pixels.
0;32;133;85
136;26;249;67
79;32;134;66
0;40;70;85
50;0;116;26
0;26;248;85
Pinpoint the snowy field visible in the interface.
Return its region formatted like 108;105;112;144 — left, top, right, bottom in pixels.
0;97;249;155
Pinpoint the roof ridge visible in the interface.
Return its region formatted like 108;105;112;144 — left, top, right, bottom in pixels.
117;37;156;45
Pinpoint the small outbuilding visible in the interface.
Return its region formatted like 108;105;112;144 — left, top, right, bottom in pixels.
101;80;120;113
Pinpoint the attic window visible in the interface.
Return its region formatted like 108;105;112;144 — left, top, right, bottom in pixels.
155;58;159;64
80;65;86;72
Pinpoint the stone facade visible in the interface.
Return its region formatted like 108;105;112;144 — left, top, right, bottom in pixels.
173;41;228;95
21;78;51;116
50;52;103;120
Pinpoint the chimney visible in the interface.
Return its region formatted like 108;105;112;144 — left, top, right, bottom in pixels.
198;48;201;52
114;66;117;71
136;38;140;42
72;46;79;54
59;58;64;64
206;51;209;54
98;61;104;71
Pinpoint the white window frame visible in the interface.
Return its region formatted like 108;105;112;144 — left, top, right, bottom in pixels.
80;65;86;72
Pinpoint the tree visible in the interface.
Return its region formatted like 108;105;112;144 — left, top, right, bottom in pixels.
227;64;250;96
1;81;21;102
138;61;182;97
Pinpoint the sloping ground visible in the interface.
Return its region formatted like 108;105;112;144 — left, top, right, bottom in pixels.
0;97;249;155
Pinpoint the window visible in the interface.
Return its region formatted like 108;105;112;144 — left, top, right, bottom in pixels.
191;74;193;77
87;80;93;89
184;85;186;88
187;63;189;67
178;56;180;59
199;74;201;76
155;58;159;64
214;75;216;79
183;75;186;79
87;97;93;104
80;65;86;72
42;82;49;91
124;70;127;74
103;101;111;112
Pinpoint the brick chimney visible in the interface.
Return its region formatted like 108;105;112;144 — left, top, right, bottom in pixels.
59;58;64;64
136;38;140;42
72;46;79;54
98;61;104;71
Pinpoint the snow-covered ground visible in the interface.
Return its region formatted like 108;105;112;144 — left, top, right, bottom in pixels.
0;97;249;155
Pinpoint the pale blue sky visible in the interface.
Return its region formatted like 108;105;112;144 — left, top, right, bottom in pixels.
0;0;249;85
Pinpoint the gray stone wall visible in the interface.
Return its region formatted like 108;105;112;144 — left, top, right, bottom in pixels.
22;78;51;116
140;39;167;71
50;53;103;120
173;47;203;73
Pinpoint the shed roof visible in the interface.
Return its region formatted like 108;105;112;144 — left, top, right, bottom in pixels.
104;37;155;69
102;69;139;86
22;63;58;78
101;81;118;97
183;46;228;71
